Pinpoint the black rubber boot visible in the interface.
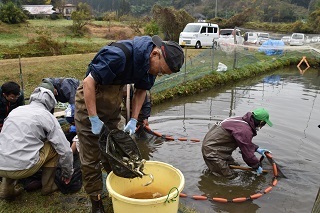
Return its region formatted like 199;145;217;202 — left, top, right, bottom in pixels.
90;195;105;213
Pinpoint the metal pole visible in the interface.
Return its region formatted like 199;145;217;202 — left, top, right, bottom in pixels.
126;84;131;123
184;48;187;83
19;55;24;92
212;40;214;71
215;0;218;18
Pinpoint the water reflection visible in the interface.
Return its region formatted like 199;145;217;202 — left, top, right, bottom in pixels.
135;67;320;213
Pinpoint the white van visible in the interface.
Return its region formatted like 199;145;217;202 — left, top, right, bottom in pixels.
290;33;306;46
179;23;219;49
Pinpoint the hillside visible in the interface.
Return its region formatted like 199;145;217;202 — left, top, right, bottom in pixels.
78;0;313;22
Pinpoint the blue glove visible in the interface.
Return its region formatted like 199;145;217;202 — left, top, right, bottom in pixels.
256;166;263;175
89;115;104;135
124;118;137;135
69;125;76;133
256;148;271;157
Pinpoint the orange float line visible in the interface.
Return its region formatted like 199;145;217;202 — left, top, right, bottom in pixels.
178;137;188;141
164;136;175;141
144;125;151;131
250;193;263;200
212;197;228;203
153;131;162;137
190;138;200;142
264;186;273;194
179;193;188;198
272;178;278;186
192;195;208;200
232;197;247;203
272;163;278;177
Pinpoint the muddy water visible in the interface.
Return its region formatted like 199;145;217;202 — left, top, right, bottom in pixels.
135;67;320;213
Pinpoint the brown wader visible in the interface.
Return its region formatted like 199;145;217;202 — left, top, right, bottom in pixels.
201;123;238;177
75;83;123;197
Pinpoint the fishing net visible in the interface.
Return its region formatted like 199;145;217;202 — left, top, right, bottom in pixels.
98;127;145;178
151;36;320;94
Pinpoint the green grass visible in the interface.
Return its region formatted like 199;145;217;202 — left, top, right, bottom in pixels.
0;19;113;58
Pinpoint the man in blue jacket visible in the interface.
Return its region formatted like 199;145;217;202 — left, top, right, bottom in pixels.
41;77;80;145
202;108;273;178
75;35;184;212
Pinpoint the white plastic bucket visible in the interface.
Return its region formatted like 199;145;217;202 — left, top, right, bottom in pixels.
106;161;185;213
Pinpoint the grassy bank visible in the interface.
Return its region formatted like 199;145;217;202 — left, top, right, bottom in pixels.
0;19;134;59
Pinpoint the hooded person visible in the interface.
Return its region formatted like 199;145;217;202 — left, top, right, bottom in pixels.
0;85;73;200
202;108;273;178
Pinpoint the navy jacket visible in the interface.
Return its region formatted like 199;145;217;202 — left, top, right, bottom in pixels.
86;36;156;90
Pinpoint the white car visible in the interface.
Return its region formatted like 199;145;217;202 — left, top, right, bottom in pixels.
218;29;244;45
290;33;306;46
244;32;269;45
281;36;291;45
311;36;320;43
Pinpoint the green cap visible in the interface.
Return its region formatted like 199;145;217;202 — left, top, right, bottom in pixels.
253;108;273;127
38;79;54;94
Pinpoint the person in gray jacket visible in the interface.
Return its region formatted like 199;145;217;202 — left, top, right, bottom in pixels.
0;83;74;200
202;108;273;178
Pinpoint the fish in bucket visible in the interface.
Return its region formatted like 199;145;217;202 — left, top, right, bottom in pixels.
98;126;153;185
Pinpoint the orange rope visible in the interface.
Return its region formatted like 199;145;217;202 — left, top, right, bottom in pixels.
143;126;201;143
179;153;280;203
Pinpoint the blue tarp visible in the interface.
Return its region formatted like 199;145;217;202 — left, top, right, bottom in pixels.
264;75;281;85
258;39;285;55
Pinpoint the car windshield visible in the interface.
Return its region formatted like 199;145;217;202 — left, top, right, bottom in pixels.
258;33;269;38
220;29;233;36
183;25;201;33
292;34;303;39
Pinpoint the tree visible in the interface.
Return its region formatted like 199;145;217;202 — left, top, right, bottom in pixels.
152;4;194;41
308;8;320;32
118;0;130;17
144;20;159;36
71;2;92;36
0;1;27;24
20;0;50;4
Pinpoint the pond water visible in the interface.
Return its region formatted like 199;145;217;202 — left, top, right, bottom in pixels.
135;67;320;213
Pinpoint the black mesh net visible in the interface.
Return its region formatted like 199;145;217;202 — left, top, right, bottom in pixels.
99;127;144;178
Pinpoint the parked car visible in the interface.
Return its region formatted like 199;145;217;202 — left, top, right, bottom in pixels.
281;36;291;45
257;32;270;44
290;33;306;46
179;22;219;49
244;32;269;45
311;36;320;43
218;29;244;45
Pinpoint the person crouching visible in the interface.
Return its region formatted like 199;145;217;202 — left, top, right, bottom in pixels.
0;83;73;200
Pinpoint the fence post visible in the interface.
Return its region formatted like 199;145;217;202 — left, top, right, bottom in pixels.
212;39;215;72
184;47;187;83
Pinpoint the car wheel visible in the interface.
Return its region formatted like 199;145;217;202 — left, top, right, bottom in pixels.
195;41;201;49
